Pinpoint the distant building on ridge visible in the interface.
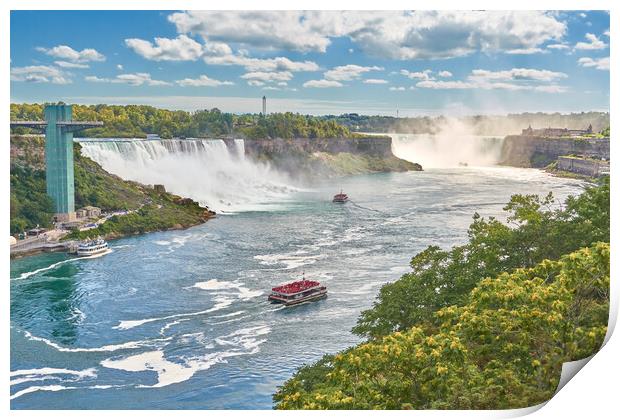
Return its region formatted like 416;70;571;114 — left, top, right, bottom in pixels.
262;96;267;115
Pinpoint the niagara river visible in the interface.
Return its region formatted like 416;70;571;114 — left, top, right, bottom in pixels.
10;136;585;409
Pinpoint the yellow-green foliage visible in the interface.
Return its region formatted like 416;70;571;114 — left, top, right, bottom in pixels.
274;243;609;409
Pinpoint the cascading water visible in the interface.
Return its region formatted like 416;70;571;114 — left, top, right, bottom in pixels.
391;133;505;168
388;118;506;168
77;138;296;213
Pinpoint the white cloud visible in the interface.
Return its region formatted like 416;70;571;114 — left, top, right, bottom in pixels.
547;43;570;50
603;29;610;37
438;70;452;77
469;68;567;82
176;75;234;87
579;13;587;18
505;47;545;54
247;80;265;87
241;71;293;83
85;72;171;86
11;65;71;84
117;64;124;70
324;65;383;81
125;35;203;61
364;79;389;84
169;10;565;60
303;79;343;88
36;45;105;63
169;11;333;53
578;56;610;71
417;80;475;89
574;33;607;50
401;69;433;80
54;61;89;69
416;67;568;92
533;85;568;93
389;86;406;91
204;54;318;73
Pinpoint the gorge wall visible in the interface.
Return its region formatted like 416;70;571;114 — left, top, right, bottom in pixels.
500;135;610;167
236;136;421;178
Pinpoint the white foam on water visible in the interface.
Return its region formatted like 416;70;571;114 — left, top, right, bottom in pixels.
154;240;171;246
101;325;271;388
10;367;97;384
10;384;75;400
212;310;246;319
10;375;58;386
101;350;196;388
10;383;126;400
253;252;326;270
114;296;233;330
68;307;86;324
11;252;111;281
159;318;190;335
22;330;168;352
210;314;253;326
214;326;271;350
188;279;263;300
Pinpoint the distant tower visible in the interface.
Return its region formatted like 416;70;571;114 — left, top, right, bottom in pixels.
262;96;267;115
396;109;399;118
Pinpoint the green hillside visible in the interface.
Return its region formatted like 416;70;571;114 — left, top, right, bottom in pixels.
10;135;214;236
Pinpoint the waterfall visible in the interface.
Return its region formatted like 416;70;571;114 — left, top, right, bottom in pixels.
77;138;296;213
391;133;505;168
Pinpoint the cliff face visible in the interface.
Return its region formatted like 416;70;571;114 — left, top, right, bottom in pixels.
500;135;610;167
10;135;46;170
238;136;421;178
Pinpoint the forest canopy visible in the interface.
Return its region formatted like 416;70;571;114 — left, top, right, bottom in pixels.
10;103;352;140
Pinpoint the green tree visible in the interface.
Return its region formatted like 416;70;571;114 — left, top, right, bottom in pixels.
274;243;609;409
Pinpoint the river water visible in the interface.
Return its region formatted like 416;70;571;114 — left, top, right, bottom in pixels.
10;164;585;409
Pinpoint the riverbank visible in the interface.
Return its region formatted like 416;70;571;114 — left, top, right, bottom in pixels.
10;135;216;253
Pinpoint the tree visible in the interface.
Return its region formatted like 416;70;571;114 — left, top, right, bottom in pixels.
353;179;609;339
274;243;609;409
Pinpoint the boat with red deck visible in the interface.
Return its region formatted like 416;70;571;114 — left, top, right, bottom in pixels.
333;190;349;203
268;275;327;306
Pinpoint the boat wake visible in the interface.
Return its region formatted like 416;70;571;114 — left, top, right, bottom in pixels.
113;295;234;330
10;250;113;281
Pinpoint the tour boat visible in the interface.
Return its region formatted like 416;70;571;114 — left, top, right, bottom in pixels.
268;276;327;306
76;237;109;257
333;190;349;203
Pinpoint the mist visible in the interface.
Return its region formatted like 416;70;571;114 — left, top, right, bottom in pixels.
389;118;505;168
78;139;297;213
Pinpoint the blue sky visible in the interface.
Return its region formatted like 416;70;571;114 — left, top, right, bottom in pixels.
10;10;610;116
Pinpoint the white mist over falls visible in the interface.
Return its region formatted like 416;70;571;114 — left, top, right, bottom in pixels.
78;125;506;214
78;138;297;213
390;120;505;168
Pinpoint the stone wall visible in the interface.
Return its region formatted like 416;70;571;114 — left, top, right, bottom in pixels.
500;135;610;167
557;156;610;177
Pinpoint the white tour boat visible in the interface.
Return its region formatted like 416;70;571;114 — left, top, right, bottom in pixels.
76;237;109;257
